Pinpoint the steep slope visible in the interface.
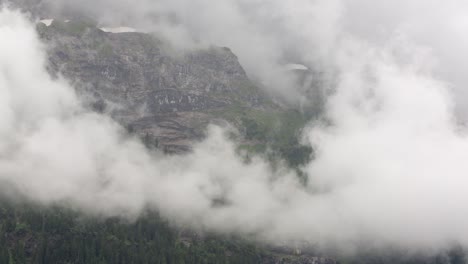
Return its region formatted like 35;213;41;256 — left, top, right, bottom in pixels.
37;19;270;153
0;201;337;264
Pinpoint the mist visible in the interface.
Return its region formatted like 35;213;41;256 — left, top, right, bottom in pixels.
1;0;468;256
35;0;468;112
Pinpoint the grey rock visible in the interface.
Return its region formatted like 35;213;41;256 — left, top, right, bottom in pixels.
37;20;268;153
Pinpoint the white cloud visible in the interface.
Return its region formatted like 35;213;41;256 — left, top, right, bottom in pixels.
2;0;468;255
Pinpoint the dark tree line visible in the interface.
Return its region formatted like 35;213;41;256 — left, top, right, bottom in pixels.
0;201;264;264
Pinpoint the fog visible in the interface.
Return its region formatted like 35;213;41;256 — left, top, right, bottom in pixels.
36;0;468;111
1;0;468;255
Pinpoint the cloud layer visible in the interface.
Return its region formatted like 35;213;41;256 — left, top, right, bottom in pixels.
1;0;468;255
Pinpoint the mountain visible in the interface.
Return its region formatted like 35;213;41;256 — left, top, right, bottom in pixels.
36;19;313;168
37;19;270;153
1;4;467;264
0;13;328;264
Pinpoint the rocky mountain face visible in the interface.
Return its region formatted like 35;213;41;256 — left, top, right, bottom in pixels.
37;19;269;153
2;4;467;264
0;3;333;262
33;19;333;264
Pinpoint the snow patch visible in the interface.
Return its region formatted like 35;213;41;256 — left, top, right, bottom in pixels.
100;27;138;33
285;63;309;71
39;19;53;26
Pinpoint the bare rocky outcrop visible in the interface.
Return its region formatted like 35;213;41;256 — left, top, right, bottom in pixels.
36;19;269;153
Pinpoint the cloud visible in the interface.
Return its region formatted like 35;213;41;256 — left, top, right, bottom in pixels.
0;5;305;243
36;0;468;115
29;0;343;105
2;0;468;256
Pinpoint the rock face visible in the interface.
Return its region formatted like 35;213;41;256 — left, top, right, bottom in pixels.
0;7;337;262
37;20;268;153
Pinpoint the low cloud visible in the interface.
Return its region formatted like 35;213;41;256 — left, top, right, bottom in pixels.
1;0;468;256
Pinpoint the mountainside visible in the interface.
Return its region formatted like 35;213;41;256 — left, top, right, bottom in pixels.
1;5;467;264
34;19;313;169
37;19;270;153
0;201;339;264
0;14;327;264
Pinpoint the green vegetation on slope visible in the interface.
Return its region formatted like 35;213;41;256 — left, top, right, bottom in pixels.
0;200;269;264
48;20;98;36
208;105;314;169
